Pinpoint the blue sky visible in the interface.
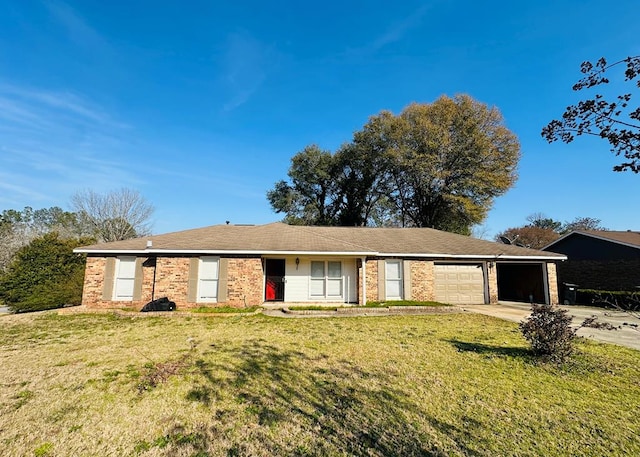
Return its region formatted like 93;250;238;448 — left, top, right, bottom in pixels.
1;0;639;237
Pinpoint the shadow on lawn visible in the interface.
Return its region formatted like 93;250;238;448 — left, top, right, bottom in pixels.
447;339;531;359
170;339;490;457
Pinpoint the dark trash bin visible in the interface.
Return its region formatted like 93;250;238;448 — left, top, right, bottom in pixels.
562;283;579;305
141;297;176;312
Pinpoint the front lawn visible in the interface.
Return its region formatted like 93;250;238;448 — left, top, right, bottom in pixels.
364;300;450;307
1;312;639;456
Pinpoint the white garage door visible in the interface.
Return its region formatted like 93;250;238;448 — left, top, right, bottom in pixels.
434;264;485;305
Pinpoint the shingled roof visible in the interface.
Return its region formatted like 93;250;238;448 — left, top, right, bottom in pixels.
75;222;565;260
544;230;640;251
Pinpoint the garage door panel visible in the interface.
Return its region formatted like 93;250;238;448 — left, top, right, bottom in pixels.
434;264;485;305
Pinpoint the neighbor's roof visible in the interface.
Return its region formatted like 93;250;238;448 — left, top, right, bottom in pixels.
543;230;640;251
74;222;565;260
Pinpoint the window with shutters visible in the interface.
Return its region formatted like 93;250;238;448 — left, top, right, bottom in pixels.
113;257;136;301
310;260;342;299
198;257;219;302
385;260;403;300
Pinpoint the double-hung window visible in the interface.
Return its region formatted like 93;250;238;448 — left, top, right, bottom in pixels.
114;257;136;301
385;260;403;300
198;257;219;302
310;261;342;299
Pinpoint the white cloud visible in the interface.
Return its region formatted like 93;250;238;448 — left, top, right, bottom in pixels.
221;31;280;111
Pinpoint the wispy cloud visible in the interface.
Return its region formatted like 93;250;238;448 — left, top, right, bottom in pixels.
0;83;123;129
221;31;280;111
42;0;112;53
0;82;139;209
345;4;432;57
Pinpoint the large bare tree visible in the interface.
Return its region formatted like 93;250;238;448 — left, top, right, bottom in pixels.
71;188;154;242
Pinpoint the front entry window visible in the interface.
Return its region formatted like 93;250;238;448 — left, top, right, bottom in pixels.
310;261;343;299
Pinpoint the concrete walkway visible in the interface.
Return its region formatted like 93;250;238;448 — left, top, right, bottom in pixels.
461;303;640;351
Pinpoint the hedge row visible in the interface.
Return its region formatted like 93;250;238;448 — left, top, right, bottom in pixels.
575;289;640;310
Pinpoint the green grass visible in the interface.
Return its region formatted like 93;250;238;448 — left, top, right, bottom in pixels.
1;312;639;456
187;305;260;314
287;305;341;311
287;301;450;311
364;300;450;307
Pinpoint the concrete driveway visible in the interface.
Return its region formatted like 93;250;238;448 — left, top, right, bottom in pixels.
461;302;640;351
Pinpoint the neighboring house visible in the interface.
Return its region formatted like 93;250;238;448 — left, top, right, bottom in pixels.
542;230;640;291
74;222;566;309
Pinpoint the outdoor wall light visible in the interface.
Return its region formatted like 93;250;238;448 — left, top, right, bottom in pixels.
295;257;300;268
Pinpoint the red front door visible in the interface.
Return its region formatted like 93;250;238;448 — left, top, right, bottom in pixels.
265;259;285;301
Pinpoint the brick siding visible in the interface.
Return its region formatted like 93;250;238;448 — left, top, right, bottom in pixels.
410;260;435;301
364;259;378;303
557;260;640;291
153;257;190;305
547;262;560;305
81;257;110;309
81;255;264;310
487;263;498;304
226;258;264;306
81;254;562;309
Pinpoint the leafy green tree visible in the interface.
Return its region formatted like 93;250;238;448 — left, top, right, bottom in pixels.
354;95;521;233
333;141;393;226
267;145;338;225
268;95;520;233
0;206;86;272
542;56;640;173
0;233;94;312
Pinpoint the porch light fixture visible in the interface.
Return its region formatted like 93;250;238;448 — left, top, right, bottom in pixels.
295;257;300;269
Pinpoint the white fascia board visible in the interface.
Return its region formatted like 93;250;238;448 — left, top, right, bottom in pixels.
73;248;376;256
146;250;377;256
495;255;567;261
74;249;149;254
73;248;566;260
377;253;566;261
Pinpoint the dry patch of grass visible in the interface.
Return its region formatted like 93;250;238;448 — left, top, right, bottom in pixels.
1;312;639;456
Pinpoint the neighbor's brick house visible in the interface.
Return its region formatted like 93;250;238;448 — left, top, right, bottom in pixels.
75;222;565;309
543;230;640;292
